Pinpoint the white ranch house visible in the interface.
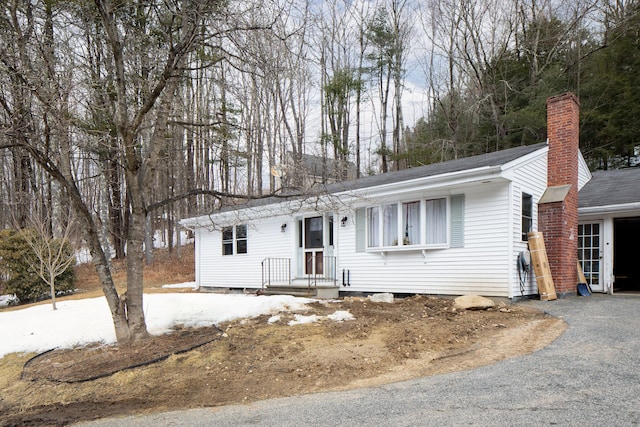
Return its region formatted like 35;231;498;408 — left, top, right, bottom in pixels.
181;94;640;299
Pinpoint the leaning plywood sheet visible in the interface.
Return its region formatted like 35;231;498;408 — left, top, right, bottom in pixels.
527;231;557;301
577;261;592;293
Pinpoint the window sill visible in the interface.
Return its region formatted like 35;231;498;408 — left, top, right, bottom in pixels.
366;244;449;253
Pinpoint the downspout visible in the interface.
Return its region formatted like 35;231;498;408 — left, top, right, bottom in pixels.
507;182;514;299
195;228;201;290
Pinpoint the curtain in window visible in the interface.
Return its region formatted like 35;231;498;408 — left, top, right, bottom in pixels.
402;201;420;245
367;207;379;247
426;198;446;244
383;204;398;246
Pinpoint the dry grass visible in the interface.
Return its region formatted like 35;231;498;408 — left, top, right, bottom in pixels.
0;246;569;426
0;244;195;312
73;244;195;295
0;296;566;426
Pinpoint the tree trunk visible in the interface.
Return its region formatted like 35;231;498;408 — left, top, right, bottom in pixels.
145;213;154;265
119;153;150;341
49;270;57;311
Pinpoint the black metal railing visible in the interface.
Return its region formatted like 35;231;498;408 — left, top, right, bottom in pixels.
262;256;338;294
261;258;291;290
305;255;337;290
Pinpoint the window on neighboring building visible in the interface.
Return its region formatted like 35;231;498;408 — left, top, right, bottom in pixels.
522;193;533;241
222;225;247;255
367;197;448;248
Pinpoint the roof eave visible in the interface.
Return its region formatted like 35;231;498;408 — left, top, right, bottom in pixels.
499;144;548;171
334;165;507;201
181;146;548;228
579;202;640;216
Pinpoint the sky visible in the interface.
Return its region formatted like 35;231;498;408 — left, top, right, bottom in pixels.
0;285;355;359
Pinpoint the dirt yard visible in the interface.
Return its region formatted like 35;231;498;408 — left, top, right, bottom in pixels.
0;247;566;426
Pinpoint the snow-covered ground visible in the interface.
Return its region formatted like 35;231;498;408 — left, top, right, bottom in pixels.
0;294;18;307
0;285;336;359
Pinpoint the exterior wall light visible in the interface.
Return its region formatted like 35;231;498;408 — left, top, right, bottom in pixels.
281;223;287;232
341;216;348;227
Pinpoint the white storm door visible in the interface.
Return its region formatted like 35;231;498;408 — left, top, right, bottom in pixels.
304;216;324;275
578;222;603;292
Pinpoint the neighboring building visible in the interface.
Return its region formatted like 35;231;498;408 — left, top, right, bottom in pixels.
274;152;358;191
182;93;637;299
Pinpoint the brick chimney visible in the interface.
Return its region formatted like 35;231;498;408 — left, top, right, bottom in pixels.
538;93;579;296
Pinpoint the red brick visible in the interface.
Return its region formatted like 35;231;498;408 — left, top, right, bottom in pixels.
539;93;579;295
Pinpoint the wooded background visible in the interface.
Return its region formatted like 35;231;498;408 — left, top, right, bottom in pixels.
1;0;639;257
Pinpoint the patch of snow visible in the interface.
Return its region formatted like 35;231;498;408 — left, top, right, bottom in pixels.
152;230;192;249
0;293;313;358
161;282;197;290
75;247;92;264
327;310;355;322
267;315;281;324
287;310;355;326
0;294;19;307
288;314;320;326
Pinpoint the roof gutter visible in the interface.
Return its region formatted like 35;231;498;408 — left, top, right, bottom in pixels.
180;165;508;228
579;202;640;216
334;165;505;201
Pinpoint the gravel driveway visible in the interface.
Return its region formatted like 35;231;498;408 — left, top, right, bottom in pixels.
78;294;640;426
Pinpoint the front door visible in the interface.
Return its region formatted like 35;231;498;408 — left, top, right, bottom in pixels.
578;222;604;292
304;216;323;275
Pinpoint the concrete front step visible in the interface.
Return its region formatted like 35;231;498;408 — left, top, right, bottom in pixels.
262;285;339;299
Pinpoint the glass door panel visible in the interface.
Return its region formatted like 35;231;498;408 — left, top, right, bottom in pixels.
578;222;603;292
304;217;324;275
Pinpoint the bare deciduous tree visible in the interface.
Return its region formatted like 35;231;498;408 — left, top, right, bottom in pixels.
18;213;76;311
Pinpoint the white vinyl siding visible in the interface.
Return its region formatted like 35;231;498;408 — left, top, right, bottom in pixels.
577;153;591;190
340;185;511;296
197;216;293;288
189;145;555;298
510;153;548;297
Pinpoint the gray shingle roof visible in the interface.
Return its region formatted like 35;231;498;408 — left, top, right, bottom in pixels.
216;142;548;213
579;168;640;208
324;142;547;193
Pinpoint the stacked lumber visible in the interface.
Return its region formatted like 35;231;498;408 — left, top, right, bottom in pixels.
527;231;557;301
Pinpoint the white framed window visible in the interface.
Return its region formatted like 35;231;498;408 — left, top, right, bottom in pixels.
522;193;533;241
367;207;379;247
222;224;247;255
402;201;420;246
425;198;447;245
382;204;398;246
366;197;448;250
